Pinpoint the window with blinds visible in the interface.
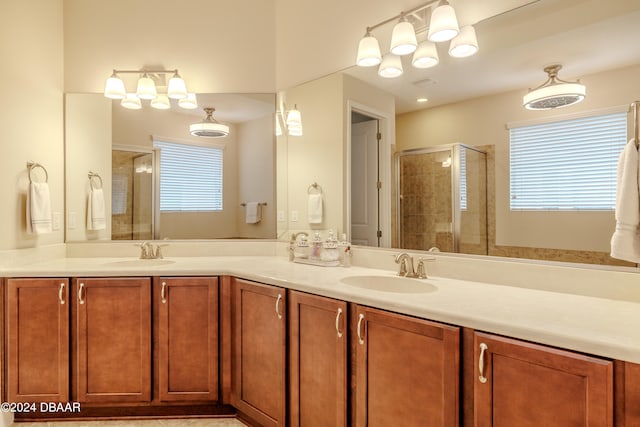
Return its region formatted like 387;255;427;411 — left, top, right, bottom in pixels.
509;111;627;210
155;140;223;211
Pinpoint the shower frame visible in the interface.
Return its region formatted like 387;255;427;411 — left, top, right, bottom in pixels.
395;143;487;253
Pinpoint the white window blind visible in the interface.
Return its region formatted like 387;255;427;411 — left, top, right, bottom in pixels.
509;111;627;210
155;140;223;211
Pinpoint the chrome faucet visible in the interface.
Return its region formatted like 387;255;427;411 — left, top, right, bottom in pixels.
137;242;167;259
395;252;417;278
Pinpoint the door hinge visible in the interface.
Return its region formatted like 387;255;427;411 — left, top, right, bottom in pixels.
376;181;382;190
376;132;382;141
377;230;382;238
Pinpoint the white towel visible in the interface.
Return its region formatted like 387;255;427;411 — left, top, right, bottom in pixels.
26;182;52;235
245;202;261;224
610;139;640;262
308;193;323;224
87;188;106;230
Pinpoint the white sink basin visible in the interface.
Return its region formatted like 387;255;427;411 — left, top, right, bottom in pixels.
104;259;176;267
340;275;436;294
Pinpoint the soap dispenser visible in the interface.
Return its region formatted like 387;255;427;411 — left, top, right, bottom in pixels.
321;229;340;262
310;232;323;260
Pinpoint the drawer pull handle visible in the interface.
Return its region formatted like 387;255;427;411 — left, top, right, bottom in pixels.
161;281;167;304
58;283;65;305
275;294;283;319
357;313;365;345
78;282;85;305
335;308;343;338
479;342;488;383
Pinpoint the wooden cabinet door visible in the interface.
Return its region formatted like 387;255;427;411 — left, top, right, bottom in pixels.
6;278;69;402
355;305;460;427
74;277;151;403
289;291;347;427
231;278;286;427
157;277;218;402
473;332;613;427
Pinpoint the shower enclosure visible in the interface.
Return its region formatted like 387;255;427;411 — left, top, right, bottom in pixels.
396;144;487;255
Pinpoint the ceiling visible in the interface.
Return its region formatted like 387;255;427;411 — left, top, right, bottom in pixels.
344;0;640;113
172;93;275;123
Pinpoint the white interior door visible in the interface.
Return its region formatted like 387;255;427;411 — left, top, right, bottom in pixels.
351;120;379;246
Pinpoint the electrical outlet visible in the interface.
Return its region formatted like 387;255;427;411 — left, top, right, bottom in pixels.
277;210;285;222
52;212;61;231
291;210;298;222
68;212;77;230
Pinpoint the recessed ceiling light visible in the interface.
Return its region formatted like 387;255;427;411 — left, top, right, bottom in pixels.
417;97;429;103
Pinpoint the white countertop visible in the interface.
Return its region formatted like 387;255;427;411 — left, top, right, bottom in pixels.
4;254;639;364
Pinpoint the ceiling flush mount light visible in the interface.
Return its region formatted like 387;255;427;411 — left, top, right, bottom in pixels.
355;0;476;78
523;64;586;110
103;68;192;110
190;107;229;138
390;13;417;56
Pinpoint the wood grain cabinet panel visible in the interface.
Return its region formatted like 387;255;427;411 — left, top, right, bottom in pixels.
354;305;460;427
289;291;348;427
473;332;613;427
6;278;69;402
230;278;286;427
74;277;151;403
157;277;218;402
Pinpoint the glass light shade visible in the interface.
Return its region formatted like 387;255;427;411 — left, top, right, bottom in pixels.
104;75;126;99
523;83;586;110
288;125;303;136
150;94;171;109
178;93;198;109
378;54;403;78
136;75;157;100
390;20;417;56
356;34;382;67
428;3;459;42
286;107;302;128
167;74;188;99
121;93;142;110
189;122;230;138
449;25;479;58
412;41;439;68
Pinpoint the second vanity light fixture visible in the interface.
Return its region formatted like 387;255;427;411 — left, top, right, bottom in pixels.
356;0;479;78
104;69;198;110
275;105;303;136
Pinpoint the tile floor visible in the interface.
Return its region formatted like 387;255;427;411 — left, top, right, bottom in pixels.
14;418;246;427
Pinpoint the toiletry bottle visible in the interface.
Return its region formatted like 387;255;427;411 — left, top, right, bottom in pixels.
294;235;309;259
338;233;351;267
322;229;339;262
311;232;323;260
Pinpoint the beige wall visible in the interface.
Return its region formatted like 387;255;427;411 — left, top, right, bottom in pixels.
0;1;64;251
397;64;640;252
237;115;276;238
63;0;276;94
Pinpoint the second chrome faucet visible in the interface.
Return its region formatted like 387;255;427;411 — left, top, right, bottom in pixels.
394;252;432;279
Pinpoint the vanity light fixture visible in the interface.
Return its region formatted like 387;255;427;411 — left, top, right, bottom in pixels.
178;93;198;109
275;105;304;136
355;0;476;77
523;64;586;110
189;107;229;138
103;68;192;110
121;93;142;110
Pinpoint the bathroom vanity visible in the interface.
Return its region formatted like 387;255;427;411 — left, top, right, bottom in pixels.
1;244;638;426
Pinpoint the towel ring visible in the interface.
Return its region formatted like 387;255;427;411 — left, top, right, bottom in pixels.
88;172;103;189
308;182;323;194
241;202;267;207
27;161;48;183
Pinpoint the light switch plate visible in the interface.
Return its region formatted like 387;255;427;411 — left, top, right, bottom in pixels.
277;210;285;222
291;210;298;222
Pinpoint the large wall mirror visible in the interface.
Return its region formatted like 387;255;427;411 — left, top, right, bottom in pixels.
65;92;278;241
278;0;640;267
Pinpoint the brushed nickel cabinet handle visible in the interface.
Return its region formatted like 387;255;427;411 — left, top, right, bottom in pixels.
59;283;65;305
275;294;283;319
357;313;365;345
335;308;343;338
479;342;488;383
78;282;85;305
161;281;167;304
